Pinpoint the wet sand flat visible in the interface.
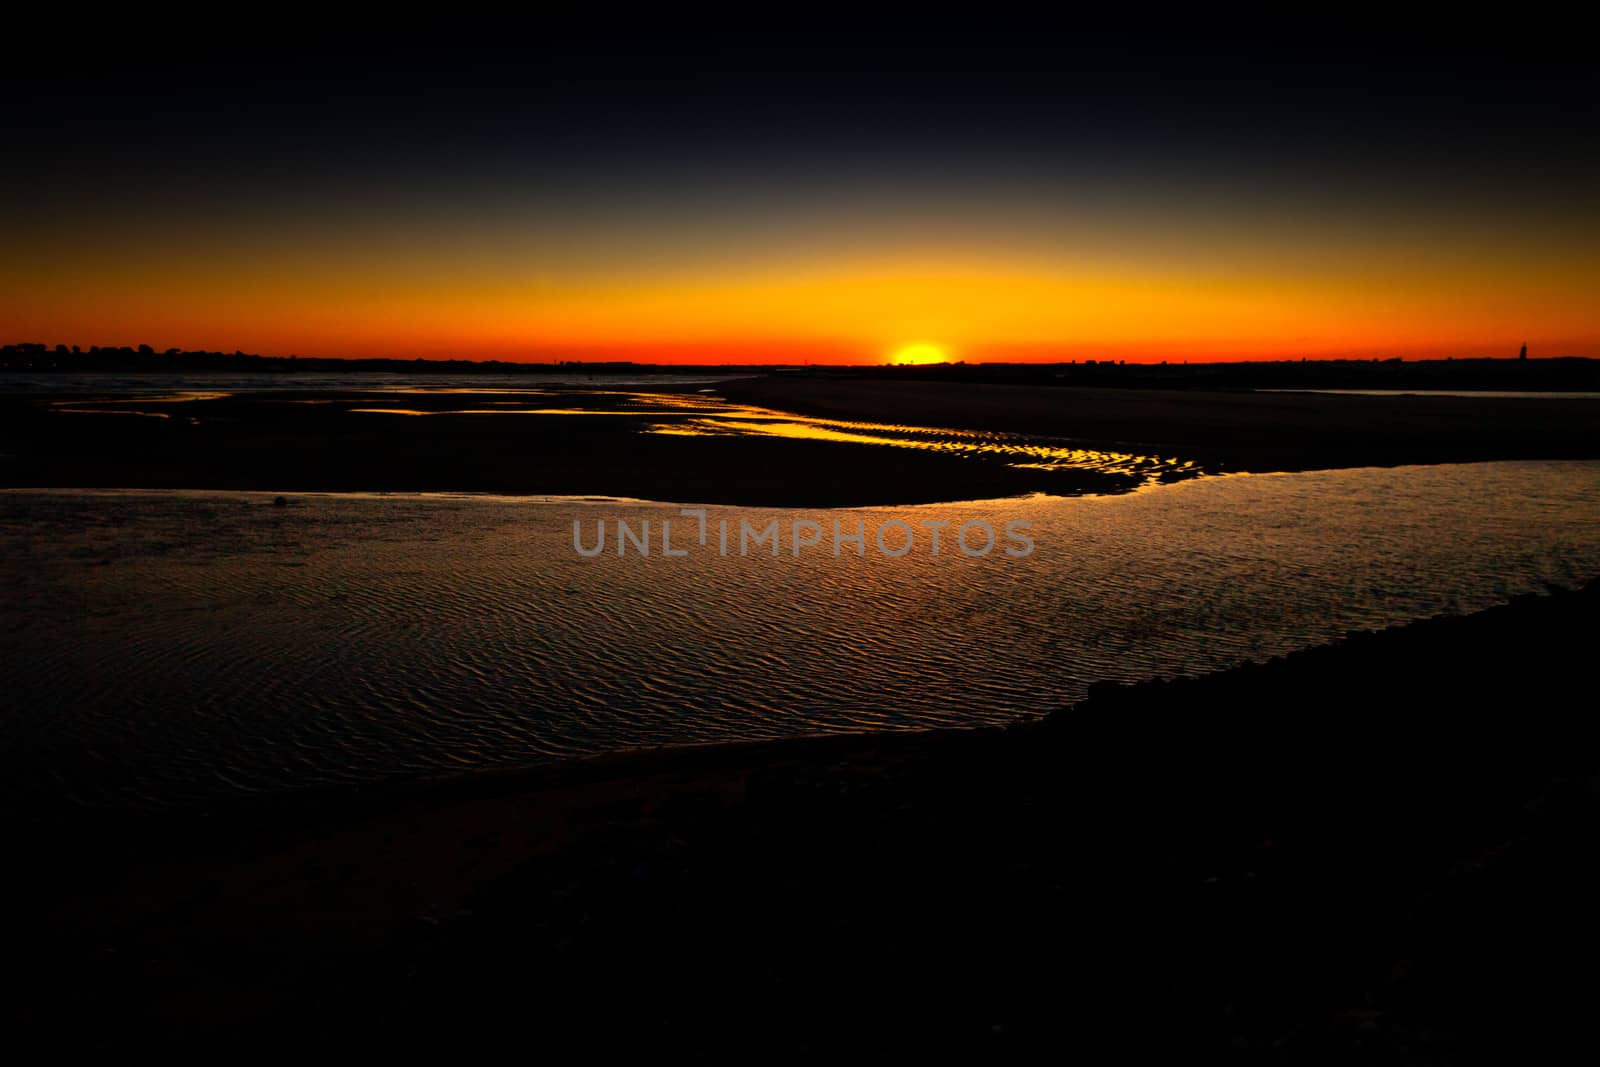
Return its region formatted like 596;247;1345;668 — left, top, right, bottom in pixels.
721;376;1600;472
0;384;1143;505
6;374;1598;505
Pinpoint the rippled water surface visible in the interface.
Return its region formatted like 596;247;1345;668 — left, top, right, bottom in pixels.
4;461;1599;808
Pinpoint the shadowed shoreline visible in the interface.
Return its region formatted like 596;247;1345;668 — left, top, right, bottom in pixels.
10;580;1599;1057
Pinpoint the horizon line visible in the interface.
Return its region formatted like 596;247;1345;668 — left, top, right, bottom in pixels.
3;341;1592;370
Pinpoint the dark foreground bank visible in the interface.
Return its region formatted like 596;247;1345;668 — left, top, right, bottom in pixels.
9;582;1600;1059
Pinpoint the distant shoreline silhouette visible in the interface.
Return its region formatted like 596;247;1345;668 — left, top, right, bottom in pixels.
3;342;1599;391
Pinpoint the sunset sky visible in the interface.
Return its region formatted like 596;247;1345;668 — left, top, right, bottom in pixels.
4;31;1596;364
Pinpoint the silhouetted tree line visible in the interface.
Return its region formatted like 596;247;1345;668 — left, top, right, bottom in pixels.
826;354;1600;391
3;342;1597;389
0;344;724;376
2;342;287;371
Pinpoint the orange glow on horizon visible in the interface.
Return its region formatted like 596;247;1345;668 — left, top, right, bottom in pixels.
4;235;1597;364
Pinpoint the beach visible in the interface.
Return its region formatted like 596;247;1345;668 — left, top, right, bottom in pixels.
5;369;1599;1061
10;580;1598;1056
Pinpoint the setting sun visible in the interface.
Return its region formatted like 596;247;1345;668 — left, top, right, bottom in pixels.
891;343;950;365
